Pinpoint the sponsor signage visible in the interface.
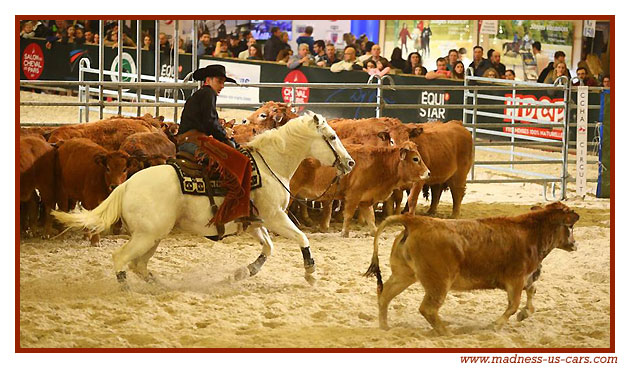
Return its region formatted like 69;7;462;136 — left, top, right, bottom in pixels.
583;20;596;38
110;52;137;83
199;59;261;104
418;91;449;121
282;70;310;109
576;86;588;196
480;20;498;35
22;43;44;80
503;94;564;140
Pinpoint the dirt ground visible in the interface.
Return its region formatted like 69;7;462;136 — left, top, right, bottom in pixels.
18;91;611;348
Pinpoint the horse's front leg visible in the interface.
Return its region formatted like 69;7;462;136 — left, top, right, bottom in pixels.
263;210;317;284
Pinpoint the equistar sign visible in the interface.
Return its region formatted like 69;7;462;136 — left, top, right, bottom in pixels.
22;43;44;80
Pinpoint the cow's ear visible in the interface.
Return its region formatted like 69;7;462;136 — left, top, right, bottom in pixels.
409;127;423;138
399;147;409;160
158;115;165;122
530;205;543;211
377;131;391;142
565;211;580;226
94;153;107;167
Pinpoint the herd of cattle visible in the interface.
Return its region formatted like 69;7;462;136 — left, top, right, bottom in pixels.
20;101;474;240
20;101;582;334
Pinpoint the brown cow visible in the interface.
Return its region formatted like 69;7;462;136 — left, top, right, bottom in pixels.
48;115;162;151
20;126;58;140
365;202;580;335
55;138;135;245
231;102;299;143
20;135;56;237
290;142;430;237
382;120;473;218
120;131;176;175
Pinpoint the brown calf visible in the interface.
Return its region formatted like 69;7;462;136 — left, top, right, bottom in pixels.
365;202;580;335
291;142;430;237
20;135;56;236
55;138;135;245
120;131;176;175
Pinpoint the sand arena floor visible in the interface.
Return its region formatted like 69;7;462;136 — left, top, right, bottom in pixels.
18;91;611;348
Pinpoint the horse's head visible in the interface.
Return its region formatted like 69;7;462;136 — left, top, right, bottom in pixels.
304;111;354;175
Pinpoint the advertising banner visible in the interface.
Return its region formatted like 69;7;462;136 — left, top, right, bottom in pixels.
199;58;261;105
383;20;475;70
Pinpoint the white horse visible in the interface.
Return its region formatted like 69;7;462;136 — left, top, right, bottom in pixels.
52;112;354;287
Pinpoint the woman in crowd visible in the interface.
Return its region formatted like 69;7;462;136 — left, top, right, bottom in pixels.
404;52;427;75
247;43;263;60
389;47;407;71
543;62;569;84
276;49;292;64
142;34;153;51
213;40;233;58
451;61;465;80
482;67;499;79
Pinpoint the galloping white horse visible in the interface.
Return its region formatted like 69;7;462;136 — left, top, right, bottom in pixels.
52;112;354;287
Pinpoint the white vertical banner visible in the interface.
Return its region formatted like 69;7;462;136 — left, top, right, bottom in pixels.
576;86;588;196
583;20;596;38
479;20;498;35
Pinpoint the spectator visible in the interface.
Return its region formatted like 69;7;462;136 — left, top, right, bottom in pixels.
217;20;227;39
573;67;599;86
358;41;375;62
20;21;35;39
451;61;465;80
239;37;257;59
483;67;499;79
403;51;427;75
142;34;153;51
413;66;425;76
63;25;76;44
389;47;406;71
602;75;610;88
197;32;213;56
280;31;291;52
489;50;506;78
106;28;136;48
531;41;549;77
357;34;370;55
93;33;99;45
504;69;516;80
376;59;391;77
213;40;233;58
543;61;569;84
538;50;571;83
228;34;246;57
84;30;95;44
74;25;86;45
296;26;315;55
469;45;491;77
288;43;314;69
368;44;388;65
486;48;495;60
446;49;459;73
330;46;363;72
178;37;187;54
159;32;171;54
265;27;285;60
276;49;292;64
313;40;326;64
247;44;263;60
426;57;452;79
363;59;377;74
33;20;51;38
317;44;340;67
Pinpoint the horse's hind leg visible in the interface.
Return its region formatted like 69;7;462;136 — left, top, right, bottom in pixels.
128;241;160;283
234;225;274;280
112;233;160;289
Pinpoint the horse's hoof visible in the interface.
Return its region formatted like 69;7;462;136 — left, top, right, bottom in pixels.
119;282;131;292
233;266;250;281
517;310;530;322
304;273;317;286
304;262;316;274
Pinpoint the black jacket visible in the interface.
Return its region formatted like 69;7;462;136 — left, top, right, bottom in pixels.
468;59;491;77
178;85;229;144
264;35;284;61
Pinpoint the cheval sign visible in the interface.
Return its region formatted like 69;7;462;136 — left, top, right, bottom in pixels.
282;70;310;110
418;91;449;121
22;43;45;80
503;94;564;140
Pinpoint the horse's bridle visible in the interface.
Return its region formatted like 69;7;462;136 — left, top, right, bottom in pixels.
253;129;345;204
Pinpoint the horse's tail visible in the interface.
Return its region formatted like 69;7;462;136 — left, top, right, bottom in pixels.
51;182;127;234
364;214;414;295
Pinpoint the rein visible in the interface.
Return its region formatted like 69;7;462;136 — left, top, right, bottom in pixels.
253;148;341;205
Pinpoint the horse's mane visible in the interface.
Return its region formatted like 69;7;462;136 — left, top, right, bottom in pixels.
247;115;316;152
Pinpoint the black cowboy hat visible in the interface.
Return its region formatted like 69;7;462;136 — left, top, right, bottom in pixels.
192;64;237;83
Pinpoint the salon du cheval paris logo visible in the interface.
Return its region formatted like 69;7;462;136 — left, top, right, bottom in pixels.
22;43;44;80
282;70;309;110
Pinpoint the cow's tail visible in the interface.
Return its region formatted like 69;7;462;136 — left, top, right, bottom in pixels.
51;182;127;234
364;214;414;294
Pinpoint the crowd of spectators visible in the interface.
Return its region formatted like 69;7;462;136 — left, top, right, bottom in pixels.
20;20;609;87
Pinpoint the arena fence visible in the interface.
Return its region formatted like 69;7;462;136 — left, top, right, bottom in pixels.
19;21;607;200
